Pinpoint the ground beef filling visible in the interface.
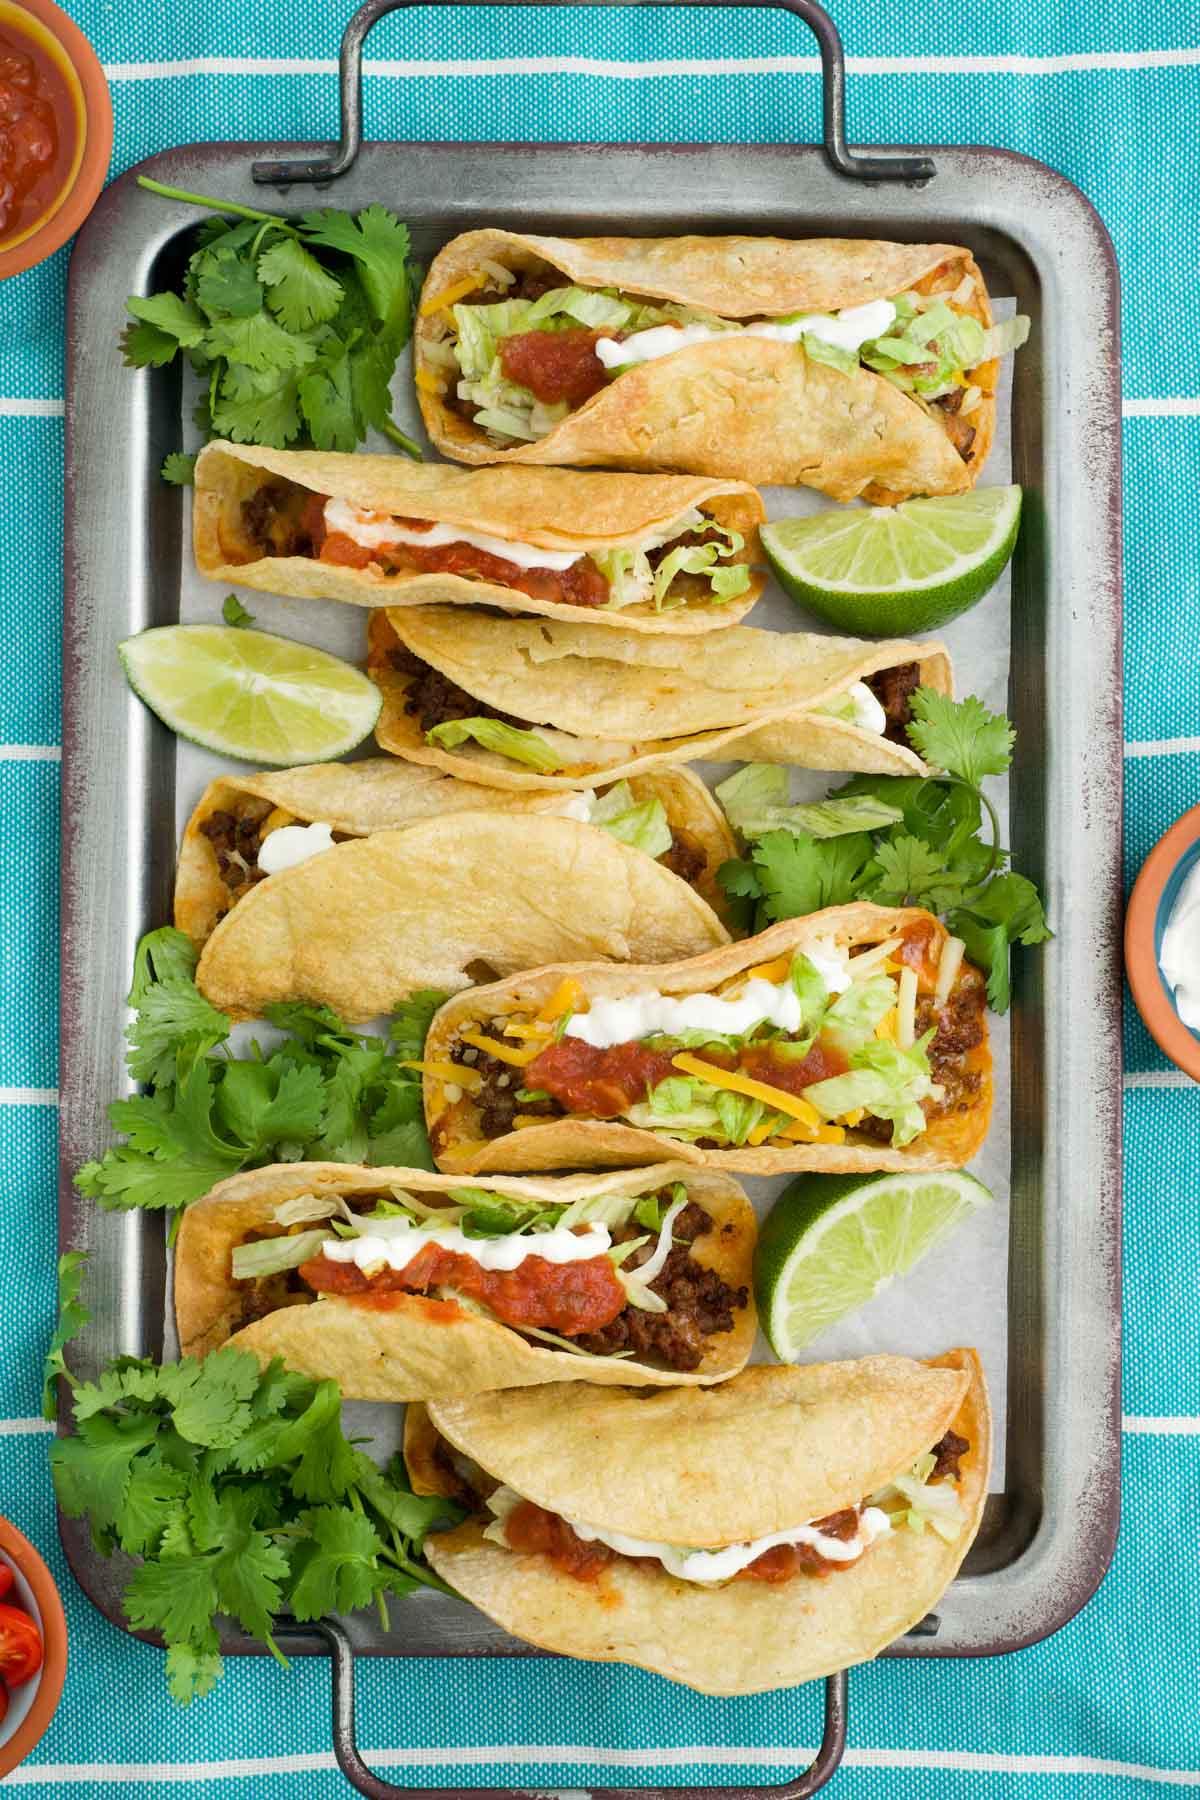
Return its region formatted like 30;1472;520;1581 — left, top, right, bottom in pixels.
916;964;987;1120
933;388;978;461
387;645;531;736
866;661;922;745
929;1429;971;1483
573;1202;748;1373
450;1035;562;1140
199;802;350;905
660;827;708;888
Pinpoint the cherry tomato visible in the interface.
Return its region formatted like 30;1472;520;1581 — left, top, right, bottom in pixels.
0;1561;13;1600
0;1601;43;1687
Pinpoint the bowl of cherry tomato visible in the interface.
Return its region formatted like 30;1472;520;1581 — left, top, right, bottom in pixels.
0;1515;66;1776
0;0;112;280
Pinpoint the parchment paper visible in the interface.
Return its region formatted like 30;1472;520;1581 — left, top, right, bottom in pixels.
172;312;1017;1488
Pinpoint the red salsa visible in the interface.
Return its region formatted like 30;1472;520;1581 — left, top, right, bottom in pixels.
299;1243;627;1336
524;1034;850;1119
0;25;78;246
498;327;611;407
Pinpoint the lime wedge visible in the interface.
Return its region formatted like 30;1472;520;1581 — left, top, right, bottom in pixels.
118;624;382;766
754;1170;992;1359
762;487;1021;636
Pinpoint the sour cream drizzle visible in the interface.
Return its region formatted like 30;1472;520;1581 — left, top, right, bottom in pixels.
563;1505;892;1582
257;821;337;875
322;1219;613;1275
842;681;888;735
325;497;582;571
595;298;897;372
1159;859;1200;1030
564;951;852;1050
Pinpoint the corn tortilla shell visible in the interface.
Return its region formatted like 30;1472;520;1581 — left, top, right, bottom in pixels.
174;1161;756;1396
425;904;992;1175
419;1356;969;1544
415;231;995;503
175;761;738;948
194;810;729;1023
193;443;765;634
420;1347;989;1693
369;608;951;790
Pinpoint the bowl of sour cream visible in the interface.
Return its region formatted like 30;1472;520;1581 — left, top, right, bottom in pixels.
1126;803;1200;1082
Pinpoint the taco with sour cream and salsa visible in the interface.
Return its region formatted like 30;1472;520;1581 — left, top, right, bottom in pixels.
407;1348;989;1693
424;905;992;1176
174;1161;757;1397
194;445;764;634
414;230;1028;502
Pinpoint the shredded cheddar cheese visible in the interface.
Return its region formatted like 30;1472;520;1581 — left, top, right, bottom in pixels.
418;272;487;317
535;978;585;1024
741;955;793;985
670;1053;821;1127
402;1060;482;1092
414;368;443;394
458;1031;539;1068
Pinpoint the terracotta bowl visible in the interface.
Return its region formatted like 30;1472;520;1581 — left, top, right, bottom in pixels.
1125;803;1200;1083
0;1516;67;1777
0;0;112;280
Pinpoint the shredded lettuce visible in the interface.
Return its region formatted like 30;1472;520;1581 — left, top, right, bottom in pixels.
271;1193;340;1227
712;1088;765;1146
789;953;830;1030
593;520;748;613
800;333;859;375
715;764;903;841
822;974;897;1047
426;717;565;772
650;529;749;610
590;781;673;859
978;315;1031;361
230;1229;329;1280
804;1032;936;1147
861;293;1024;399
869;1453;967;1542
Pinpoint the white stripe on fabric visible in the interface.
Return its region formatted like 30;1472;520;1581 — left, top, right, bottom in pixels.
0;397;65;416
0;1418;53;1436
0;1089;57;1105
1124;1071;1193;1089
0;745;61;761
10;1747;1200;1786
1123;1416;1200;1436
101;47;1200;82
1123;398;1200;417
1125;736;1200;758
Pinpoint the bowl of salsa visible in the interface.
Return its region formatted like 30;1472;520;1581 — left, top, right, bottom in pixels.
0;0;111;279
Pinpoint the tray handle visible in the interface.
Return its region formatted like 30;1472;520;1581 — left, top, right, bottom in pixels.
275;1619;848;1800
251;0;935;187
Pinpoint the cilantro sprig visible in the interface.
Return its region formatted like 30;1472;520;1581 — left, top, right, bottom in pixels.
45;1260;459;1703
124;177;422;471
75;928;447;1216
718;691;1050;1011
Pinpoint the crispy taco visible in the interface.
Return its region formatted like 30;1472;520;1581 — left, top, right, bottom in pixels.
368;609;951;791
193;810;729;1023
176;760;737;947
424;905;992;1175
408;1348;990;1693
415;230;1028;502
193;444;764;634
174;1161;757;1396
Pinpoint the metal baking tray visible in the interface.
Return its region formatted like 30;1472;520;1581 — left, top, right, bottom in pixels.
58;1;1124;1793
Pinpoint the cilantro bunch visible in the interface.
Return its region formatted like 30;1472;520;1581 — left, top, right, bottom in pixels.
75;928;446;1214
718;691;1050;1010
47;1259;459;1704
123;177;422;472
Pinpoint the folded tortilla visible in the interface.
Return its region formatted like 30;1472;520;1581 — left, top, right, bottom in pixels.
416;231;997;503
194;809;729;1023
176;760;738;947
410;1348;990;1693
193;444;765;634
174;1161;757;1397
424;904;992;1175
369;608;951;791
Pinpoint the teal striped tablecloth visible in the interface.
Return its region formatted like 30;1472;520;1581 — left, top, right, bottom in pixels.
1;1;1195;1793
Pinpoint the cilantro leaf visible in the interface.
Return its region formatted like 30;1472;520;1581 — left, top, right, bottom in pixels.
299;205;412;331
125;979;229;1088
203;311;315;375
298;338;360;453
288;1507;386;1620
906;690;1015;787
42;1251;90;1418
210;365;302;449
870;834;964;909
222;593;254;628
258;237;344;331
162;452;197;486
126;292;208;348
122;320;180;368
193;248;264;320
166;1645;223;1706
157;1349;263;1448
77;1149;236;1212
750;829;876;919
